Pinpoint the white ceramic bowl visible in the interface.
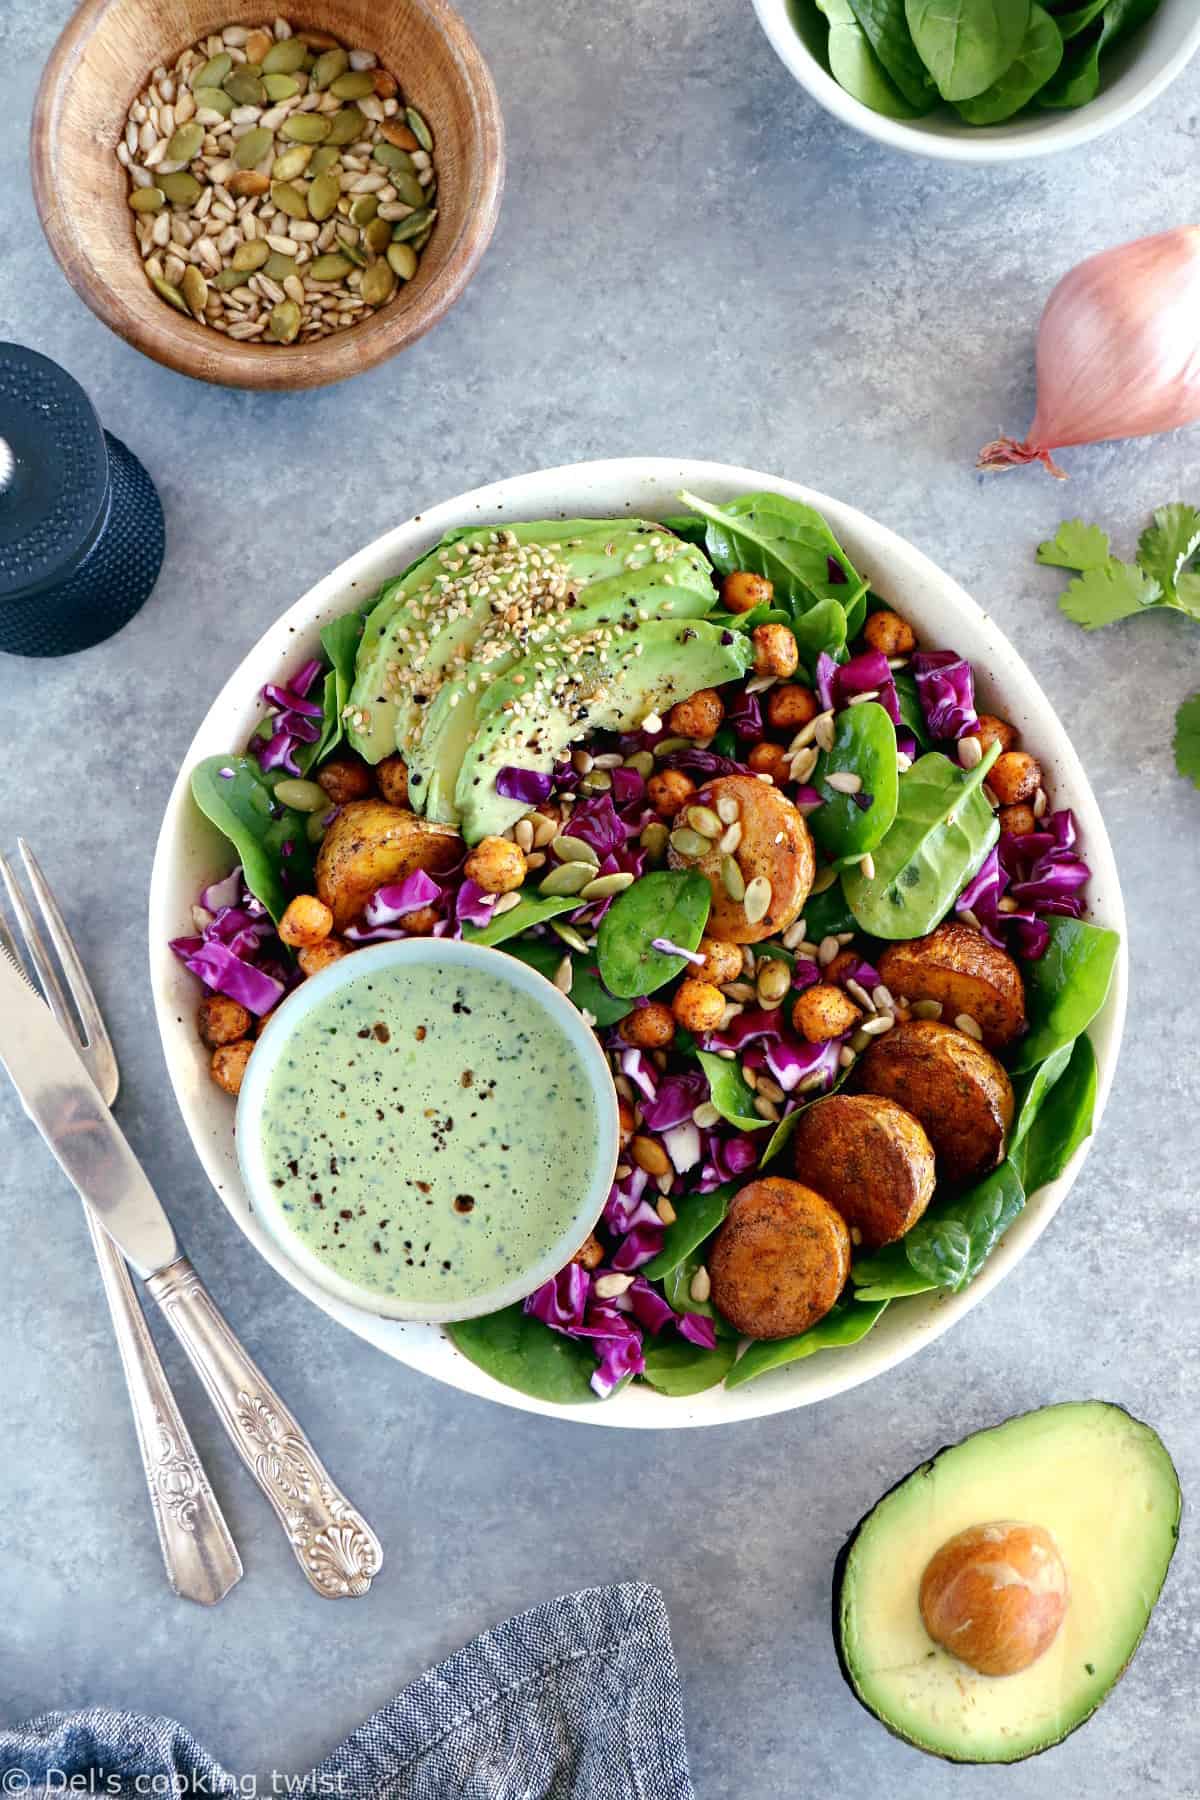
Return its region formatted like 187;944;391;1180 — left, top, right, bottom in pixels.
236;937;620;1324
752;0;1200;163
150;457;1128;1428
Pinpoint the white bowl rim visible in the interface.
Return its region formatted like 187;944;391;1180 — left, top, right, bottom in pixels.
750;0;1200;165
150;455;1128;1429
235;936;620;1325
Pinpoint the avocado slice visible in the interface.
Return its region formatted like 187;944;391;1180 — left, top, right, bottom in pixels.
345;520;709;764
834;1401;1180;1763
409;559;715;823
456;618;753;843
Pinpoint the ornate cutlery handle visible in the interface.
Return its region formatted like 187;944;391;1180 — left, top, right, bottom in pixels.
146;1256;382;1598
87;1211;243;1605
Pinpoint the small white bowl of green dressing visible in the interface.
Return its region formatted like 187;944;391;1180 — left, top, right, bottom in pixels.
236;938;620;1325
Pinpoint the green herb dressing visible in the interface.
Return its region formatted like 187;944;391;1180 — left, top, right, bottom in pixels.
259;959;598;1305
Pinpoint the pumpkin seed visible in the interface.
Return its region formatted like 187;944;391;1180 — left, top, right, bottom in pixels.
281;113;330;143
307;172;341;220
180;264;208;317
306;811;329;845
329;69;376;99
267;300;302;343
162;121;203;163
349;194;378;226
579;872;635;901
669;827;709;861
392;170;426;209
341;240;368;267
149;273;188;313
641;820;670;860
231;238;270;271
261;37;307;74
263;250;297;280
128;186;165;212
685;804;722;839
381;119;419;151
192;52;232;89
213;265;248;290
309;252;353;280
194;84;234;117
409;220;436;253
234;126;273;168
721;856;746;901
262;72;300;100
539;862;593;897
360;259;396;306
223;67;265;106
326;105;365;145
405;106;433;151
311;47;349;88
159;170;202;204
372;142;415;174
308;143;341;174
743;875;773;925
364;216;392;253
554;835;601;866
390;206;435;243
271;180;309;220
272;144;312;180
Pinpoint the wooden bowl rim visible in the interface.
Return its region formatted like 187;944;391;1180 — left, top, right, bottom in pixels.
31;0;504;389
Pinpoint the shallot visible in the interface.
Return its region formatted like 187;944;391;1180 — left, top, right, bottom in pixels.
979;227;1200;479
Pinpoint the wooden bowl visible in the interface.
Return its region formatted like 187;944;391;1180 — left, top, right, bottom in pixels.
32;0;504;388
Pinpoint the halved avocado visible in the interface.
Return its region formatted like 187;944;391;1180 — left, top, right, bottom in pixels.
833;1401;1180;1763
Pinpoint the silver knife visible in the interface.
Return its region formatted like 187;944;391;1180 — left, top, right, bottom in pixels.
0;945;382;1598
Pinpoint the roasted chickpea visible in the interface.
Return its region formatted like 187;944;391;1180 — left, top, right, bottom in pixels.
792;983;862;1043
297;937;352;977
744;741;787;784
401;904;440;935
571;1232;605;1271
863;608;916;657
315;758;373;806
278;893;334;949
617;1096;637;1141
697;936;743;985
376;754;410;806
667;688;725;739
975;713;1018;757
623;1000;676;1049
989;750;1042;806
766;684;819;732
822;949;860;986
999;803;1037;837
672;978;726;1033
210;1040;253;1096
751;623;800;680
721;570;774;614
464;835;527;894
647;769;697;819
197;995;252;1048
256;1008;278;1037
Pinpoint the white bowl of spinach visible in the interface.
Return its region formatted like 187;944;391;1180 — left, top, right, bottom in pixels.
753;0;1200;161
150;458;1127;1428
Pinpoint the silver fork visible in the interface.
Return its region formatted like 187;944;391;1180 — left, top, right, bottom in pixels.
0;842;243;1606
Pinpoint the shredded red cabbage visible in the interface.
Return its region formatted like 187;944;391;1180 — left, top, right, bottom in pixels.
562;793;626;858
911;650;977;742
815;649;901;727
170;935;284;1015
496;766;553;805
345;870;445;942
641;1070;708;1131
727;690;765;741
657;747;748;779
255;657;325;776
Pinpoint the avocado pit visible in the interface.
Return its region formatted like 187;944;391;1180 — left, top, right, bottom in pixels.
919;1521;1068;1677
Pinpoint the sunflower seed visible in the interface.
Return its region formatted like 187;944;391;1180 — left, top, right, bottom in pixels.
958;734;983;770
825;770;863;796
955;1013;984;1041
689;1265;711;1304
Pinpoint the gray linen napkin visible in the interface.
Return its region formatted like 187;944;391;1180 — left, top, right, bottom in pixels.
0;1583;693;1800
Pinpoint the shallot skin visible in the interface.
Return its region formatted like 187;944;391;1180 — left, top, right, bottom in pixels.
979;226;1200;479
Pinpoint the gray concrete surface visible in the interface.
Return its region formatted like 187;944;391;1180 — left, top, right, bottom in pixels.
1;2;1197;1793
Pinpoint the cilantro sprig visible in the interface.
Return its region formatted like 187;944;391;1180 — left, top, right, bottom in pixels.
1038;506;1200;789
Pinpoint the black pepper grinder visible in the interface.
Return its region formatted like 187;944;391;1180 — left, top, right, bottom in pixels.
0;343;165;657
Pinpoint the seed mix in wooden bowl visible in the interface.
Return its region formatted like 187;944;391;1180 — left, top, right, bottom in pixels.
117;17;437;343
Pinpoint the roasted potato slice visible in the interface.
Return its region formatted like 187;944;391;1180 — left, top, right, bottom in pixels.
878;921;1026;1050
315;799;460;929
668;773;814;944
851;1019;1014;1184
708;1177;850;1340
791;1094;936;1250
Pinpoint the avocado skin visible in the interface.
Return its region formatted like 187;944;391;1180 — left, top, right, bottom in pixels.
830;1400;1182;1765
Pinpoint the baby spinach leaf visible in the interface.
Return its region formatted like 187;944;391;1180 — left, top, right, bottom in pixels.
802;878;857;941
308;609;366;767
1009;1039;1074;1161
190;755;314;924
791;598;849;671
1050;0;1108;35
1010;1034;1097;1192
817;0;928;115
678;488;869;619
842;745;999;940
657;513;712;550
696;1051;771;1131
724;1299;889;1389
850;1244;937;1301
810;701;899;865
760;1105;806;1167
642;1183;737;1282
1011;917;1119;1072
893;670;932;751
662;1246;733;1323
463;892;582;948
502;937;632;1027
641;1336;738;1396
447;1306;600;1405
955;5;1063;121
904;1161;1025;1292
848;0;939;104
905;0;1031;101
1038;0;1155;107
596;870;711;999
